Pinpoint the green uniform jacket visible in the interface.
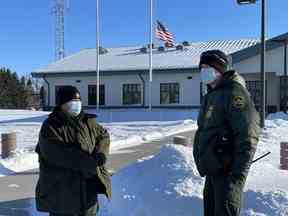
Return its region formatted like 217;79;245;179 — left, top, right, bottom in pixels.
35;108;112;214
193;70;261;180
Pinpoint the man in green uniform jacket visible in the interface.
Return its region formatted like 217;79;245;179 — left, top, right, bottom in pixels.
35;86;112;216
193;50;261;216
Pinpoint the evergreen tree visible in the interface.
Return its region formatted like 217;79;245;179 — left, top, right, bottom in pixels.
0;68;36;109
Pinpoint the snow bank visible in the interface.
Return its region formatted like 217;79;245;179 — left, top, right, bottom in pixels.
267;112;288;121
109;119;196;152
246;119;288;192
99;139;288;216
0;149;38;177
99;145;204;216
0;109;48;123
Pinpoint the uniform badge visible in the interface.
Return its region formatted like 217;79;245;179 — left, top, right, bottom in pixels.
205;106;214;119
232;96;246;111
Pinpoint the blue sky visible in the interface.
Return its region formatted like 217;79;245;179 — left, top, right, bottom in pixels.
0;0;287;76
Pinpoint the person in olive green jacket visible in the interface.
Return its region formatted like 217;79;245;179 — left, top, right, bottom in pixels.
193;50;261;216
35;86;111;216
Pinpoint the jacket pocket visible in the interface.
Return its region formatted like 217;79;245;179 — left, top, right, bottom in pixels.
198;144;223;177
37;167;65;198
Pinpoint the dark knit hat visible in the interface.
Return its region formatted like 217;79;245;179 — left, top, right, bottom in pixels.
56;86;81;106
199;50;229;73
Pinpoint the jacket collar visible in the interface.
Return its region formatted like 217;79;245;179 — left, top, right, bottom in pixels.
207;70;245;92
49;106;85;124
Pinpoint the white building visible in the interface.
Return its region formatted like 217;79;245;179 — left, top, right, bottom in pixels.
32;32;288;113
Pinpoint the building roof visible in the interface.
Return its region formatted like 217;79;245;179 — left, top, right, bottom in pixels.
32;39;259;77
232;32;288;64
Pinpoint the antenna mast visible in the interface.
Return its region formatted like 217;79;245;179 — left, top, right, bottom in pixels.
52;0;69;61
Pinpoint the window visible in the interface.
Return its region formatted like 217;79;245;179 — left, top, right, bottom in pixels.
246;80;267;111
55;85;70;105
280;76;288;109
280;76;288;100
246;81;261;106
160;83;180;104
122;84;142;105
88;85;105;106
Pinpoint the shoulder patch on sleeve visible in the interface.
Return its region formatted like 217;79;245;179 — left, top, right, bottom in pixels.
232;95;246;111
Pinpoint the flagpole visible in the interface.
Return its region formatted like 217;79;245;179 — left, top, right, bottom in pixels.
149;0;153;111
96;0;100;112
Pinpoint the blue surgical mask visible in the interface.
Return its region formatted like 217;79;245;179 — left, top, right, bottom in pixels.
67;101;82;117
200;67;217;84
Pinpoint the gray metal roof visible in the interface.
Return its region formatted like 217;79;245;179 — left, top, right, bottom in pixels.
33;39;259;76
232;32;288;64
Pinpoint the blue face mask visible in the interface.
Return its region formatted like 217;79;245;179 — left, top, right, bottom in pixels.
200;67;217;84
67;101;82;117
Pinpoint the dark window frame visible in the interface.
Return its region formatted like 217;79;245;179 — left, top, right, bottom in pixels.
88;84;105;106
160;83;180;104
246;81;261;106
280;76;288;97
280;76;288;109
122;83;142;105
245;80;267;112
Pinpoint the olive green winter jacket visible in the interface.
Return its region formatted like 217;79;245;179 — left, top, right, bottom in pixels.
35;107;111;214
193;70;261;180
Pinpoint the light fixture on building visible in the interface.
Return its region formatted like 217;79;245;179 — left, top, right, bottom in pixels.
237;0;256;4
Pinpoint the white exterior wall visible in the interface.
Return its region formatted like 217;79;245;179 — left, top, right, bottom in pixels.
44;71;201;107
233;46;285;111
144;72;200;106
233;46;286;75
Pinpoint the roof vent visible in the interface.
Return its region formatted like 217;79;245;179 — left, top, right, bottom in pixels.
164;42;174;48
176;44;184;51
182;41;191;46
99;46;108;55
140;47;148;53
158;46;165;52
147;43;155;49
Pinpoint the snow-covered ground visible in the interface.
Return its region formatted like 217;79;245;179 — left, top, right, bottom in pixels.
98;113;288;216
0;109;197;177
1;109;288;215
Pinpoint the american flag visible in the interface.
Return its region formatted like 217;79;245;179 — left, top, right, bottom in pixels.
156;20;174;46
